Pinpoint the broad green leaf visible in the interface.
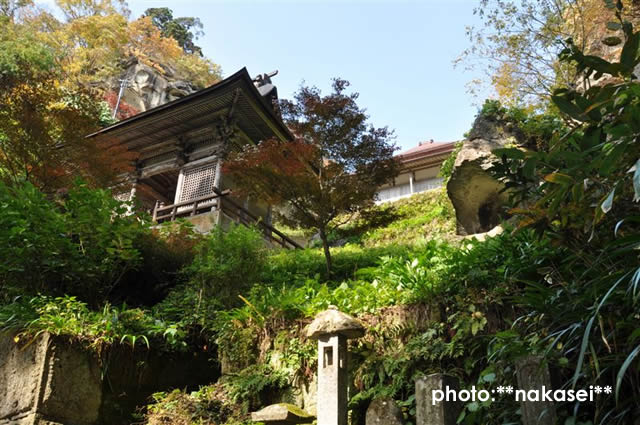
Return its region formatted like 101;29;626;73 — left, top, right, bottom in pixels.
552;94;585;121
614;92;629;108
482;372;496;383
493;147;525;160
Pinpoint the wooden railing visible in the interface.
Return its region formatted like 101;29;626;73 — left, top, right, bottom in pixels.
152;190;231;222
152;189;302;250
212;188;302;250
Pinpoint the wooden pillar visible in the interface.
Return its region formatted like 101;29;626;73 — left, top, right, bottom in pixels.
213;158;224;225
127;180;138;214
409;171;415;194
174;168;185;204
213;157;223;189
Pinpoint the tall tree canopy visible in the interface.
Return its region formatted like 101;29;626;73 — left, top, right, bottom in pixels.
0;0;222;190
143;7;204;56
0;20;133;190
2;0;220;90
459;0;640;106
224;79;399;273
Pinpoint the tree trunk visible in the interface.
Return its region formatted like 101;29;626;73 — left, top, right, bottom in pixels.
318;227;332;277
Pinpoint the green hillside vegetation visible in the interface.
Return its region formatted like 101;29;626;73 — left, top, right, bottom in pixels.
4;3;640;424
278;188;458;248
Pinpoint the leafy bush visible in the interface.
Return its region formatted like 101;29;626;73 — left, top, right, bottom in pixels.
263;243;411;286
0;295;189;351
117;220;203;305
147;387;242;425
222;364;290;412
438;141;463;182
184;224;266;308
0;180;147;305
478;15;640;422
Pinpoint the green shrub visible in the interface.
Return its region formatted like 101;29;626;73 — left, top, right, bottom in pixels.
328;189;457;247
146;388;238;425
0;180;147;305
117;220;203;305
263;244;411;285
0;295;190;351
184;224;266;308
438;140;463;182
222;364;290;412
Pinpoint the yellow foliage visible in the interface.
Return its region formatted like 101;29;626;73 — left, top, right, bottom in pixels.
126;16;182;69
14;0;221;96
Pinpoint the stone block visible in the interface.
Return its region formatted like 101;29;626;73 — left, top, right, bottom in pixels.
365;397;403;425
0;332;101;425
516;356;557;425
251;403;314;424
0;331;219;425
415;374;460;425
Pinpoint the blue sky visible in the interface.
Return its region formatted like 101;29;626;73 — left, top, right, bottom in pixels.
126;0;489;152
44;0;489;152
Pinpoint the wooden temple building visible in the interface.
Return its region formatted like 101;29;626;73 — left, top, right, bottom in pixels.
87;68;300;249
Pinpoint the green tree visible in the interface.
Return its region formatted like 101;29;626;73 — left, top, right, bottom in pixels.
0;21;131;190
487;5;640;420
143;7;203;56
224;79;399;274
0;0;32;20
459;0;636;106
0;180;146;305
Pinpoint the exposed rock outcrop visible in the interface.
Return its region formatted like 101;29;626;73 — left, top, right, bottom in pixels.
110;59;199;114
447;115;523;235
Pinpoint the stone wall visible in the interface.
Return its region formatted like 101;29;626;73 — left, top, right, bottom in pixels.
0;332;219;425
0;332;101;425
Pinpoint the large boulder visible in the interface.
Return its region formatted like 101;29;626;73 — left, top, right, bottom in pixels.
447;115;523;235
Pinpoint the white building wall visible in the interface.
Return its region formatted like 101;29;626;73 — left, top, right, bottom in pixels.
376;175;443;203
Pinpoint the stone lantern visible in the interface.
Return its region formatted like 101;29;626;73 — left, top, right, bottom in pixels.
307;306;365;425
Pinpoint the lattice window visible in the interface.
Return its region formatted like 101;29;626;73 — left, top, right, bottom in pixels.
179;162;218;202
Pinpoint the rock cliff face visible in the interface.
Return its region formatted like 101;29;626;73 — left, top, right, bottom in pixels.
446;115;524;236
107;59;199;115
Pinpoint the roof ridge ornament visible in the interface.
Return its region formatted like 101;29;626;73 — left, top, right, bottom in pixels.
253;70;279;111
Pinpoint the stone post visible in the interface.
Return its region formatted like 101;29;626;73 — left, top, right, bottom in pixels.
516;356;557;425
415;374;460;425
307;306;365;425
